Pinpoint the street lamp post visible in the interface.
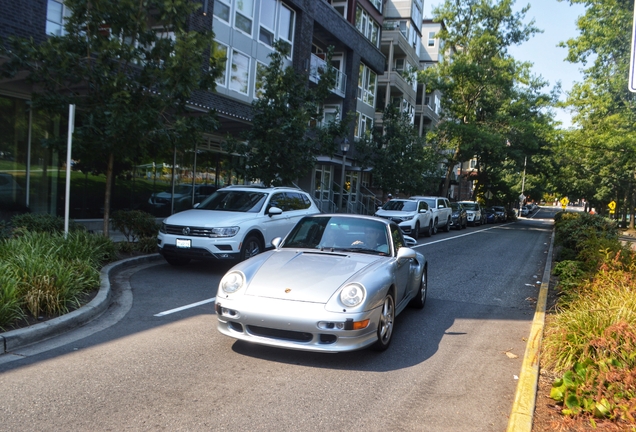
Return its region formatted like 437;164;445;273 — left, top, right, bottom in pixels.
338;139;350;213
519;156;527;216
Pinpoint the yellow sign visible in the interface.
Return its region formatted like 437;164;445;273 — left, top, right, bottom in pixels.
560;197;569;207
608;200;616;210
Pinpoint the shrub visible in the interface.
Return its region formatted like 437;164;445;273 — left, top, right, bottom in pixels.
111;210;159;242
11;213;84;234
555;212;618;253
0;267;24;331
0;231;115;323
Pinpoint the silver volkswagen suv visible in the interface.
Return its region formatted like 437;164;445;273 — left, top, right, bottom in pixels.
157;185;321;266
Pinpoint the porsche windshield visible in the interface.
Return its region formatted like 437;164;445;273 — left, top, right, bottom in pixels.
196;190;267;212
283;217;390;255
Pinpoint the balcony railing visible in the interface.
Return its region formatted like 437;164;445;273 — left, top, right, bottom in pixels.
308;53;346;98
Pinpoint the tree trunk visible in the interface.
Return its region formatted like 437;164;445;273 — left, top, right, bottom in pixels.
103;152;114;237
441;147;461;198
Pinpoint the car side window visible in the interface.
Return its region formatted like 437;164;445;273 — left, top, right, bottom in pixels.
267;192;286;212
419;201;428;211
286;192;311;210
389;223;405;255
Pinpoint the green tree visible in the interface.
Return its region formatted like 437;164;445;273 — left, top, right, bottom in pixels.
557;0;636;223
421;0;555;203
225;42;341;186
0;0;220;235
357;105;443;197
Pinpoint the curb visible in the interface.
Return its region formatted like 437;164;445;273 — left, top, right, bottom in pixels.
0;253;163;354
506;229;555;431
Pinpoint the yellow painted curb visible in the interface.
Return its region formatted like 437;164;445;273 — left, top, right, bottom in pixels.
507;230;555;432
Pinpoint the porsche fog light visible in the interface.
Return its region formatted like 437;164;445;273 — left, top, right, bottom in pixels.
220;271;245;294
340;283;365;307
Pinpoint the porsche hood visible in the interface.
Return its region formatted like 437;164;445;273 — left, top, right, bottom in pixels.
244;250;383;303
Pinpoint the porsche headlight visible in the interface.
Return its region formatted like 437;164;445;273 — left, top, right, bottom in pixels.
220;271;245;294
340;283;366;307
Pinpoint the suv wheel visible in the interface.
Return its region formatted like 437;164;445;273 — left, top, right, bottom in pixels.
432;219;438;235
424;221;433;237
240;235;263;261
443;217;451;232
413;222;420;240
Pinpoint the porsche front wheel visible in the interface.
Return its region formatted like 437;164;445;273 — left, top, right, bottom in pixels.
410;268;428;309
372;293;395;351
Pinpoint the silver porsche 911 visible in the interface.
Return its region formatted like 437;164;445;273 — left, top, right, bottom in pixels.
215;214;428;353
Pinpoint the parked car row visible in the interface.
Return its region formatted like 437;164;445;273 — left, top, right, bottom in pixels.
520;203;539;217
374;196;453;239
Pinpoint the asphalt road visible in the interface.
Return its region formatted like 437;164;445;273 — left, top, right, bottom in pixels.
0;208;556;431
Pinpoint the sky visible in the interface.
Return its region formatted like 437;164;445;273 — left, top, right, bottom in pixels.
424;0;588;128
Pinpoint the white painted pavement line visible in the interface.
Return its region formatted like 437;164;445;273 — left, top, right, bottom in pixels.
412;223;515;248
154;297;216;317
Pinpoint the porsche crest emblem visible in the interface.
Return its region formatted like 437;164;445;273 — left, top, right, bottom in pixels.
285;288;291;293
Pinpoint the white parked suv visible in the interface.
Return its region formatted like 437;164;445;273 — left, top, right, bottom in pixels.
157;185;321;266
409;196;452;234
458;201;483;226
374;198;433;239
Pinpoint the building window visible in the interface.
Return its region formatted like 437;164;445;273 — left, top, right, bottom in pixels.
428;31;436;47
323;105;341;125
369;0;383;13
355;7;380;47
357;64;377;108
230;50;250;94
354;112;373;138
258;0;295;56
46;0;69;36
259;0;276;45
254;61;267;98
212;42;229;87
330;0;348;17
434;95;441;115
214;0;231;23
235;0;254;35
214;0;254;35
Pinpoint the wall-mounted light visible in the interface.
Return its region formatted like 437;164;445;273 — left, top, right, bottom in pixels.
203;0;208;16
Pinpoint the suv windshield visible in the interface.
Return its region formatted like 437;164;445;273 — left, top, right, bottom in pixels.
196;190;267;212
450;203;461;210
461;202;478;210
382;200;417;212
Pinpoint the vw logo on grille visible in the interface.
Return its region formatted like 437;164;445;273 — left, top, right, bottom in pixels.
182;227;191;235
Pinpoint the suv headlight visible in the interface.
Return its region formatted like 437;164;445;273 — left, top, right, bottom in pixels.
340;283;366;307
210;227;239;238
160;222;167;233
220;271;245;294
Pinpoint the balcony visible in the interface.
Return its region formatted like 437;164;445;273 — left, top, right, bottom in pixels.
308;53;346;98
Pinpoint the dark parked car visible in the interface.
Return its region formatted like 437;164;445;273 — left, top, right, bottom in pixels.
492;206;507;222
450;202;467;230
485;207;497;224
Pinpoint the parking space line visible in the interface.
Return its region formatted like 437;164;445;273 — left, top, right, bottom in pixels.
154;297;216;317
412;223;514;247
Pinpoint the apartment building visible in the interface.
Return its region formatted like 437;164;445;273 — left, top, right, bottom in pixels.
0;0;385;220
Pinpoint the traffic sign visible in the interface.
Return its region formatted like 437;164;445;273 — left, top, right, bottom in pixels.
560;197;569;206
608;200;616;210
485;190;493;199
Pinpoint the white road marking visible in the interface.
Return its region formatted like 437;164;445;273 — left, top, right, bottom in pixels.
154;297;216;317
412;223;514;248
